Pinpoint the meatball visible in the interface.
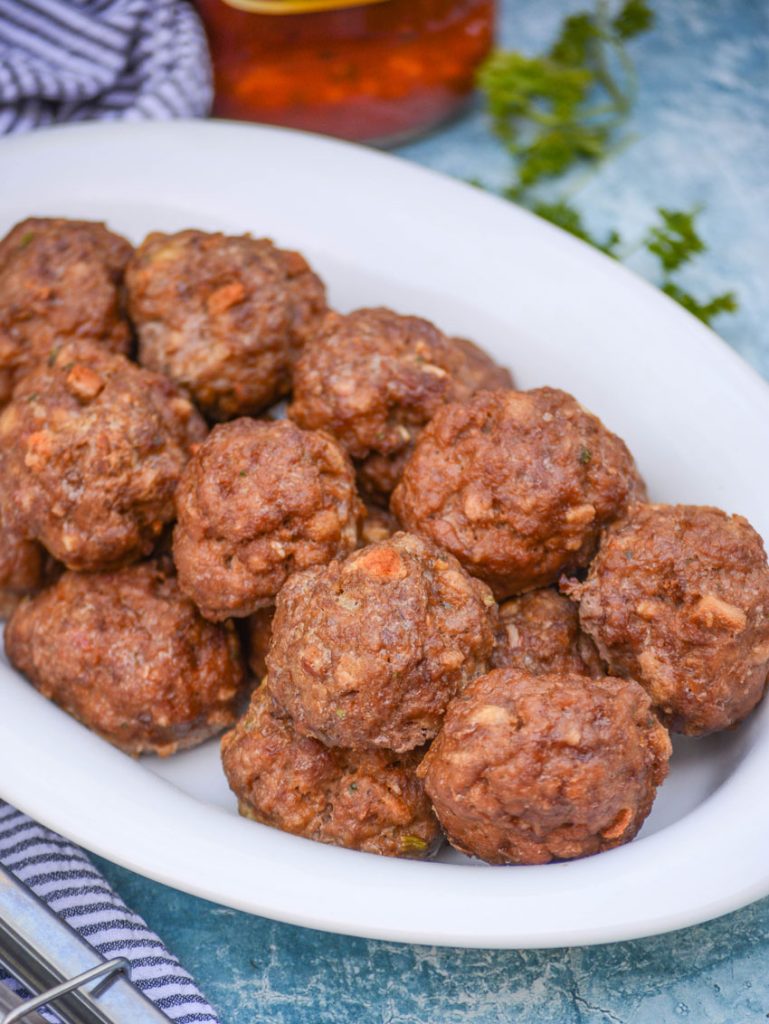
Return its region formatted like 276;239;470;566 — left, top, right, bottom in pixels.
0;516;52;619
419;669;671;865
222;683;441;858
126;230;327;421
565;503;769;735
392;387;644;598
359;502;399;546
289;308;513;498
449;336;515;394
4;559;246;756
267;532;498;751
492;588;603;677
244;606;274;680
173;418;362;621
0;342;206;571
0;218;132;407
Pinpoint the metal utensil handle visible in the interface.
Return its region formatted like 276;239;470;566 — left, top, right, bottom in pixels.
0;863;169;1024
0;982;47;1024
1;959;130;1024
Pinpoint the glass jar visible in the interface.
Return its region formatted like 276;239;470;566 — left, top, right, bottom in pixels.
194;0;496;145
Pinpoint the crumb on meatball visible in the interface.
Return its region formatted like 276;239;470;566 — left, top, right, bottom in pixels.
173;417;363;621
0;341;206;571
492;588;604;677
221;683;441;858
419;669;671;865
290;308;513;498
0;217;133;407
564;503;769;735
126;230;327;421
4;558;246;756
267;531;498;752
392;387;645;599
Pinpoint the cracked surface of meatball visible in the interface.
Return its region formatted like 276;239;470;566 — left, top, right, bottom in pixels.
565;503;769;735
126;230;327;421
0;342;206;571
173;418;362;621
222;683;441;858
392;387;644;598
419;669;671;865
492;588;603;677
5;558;246;756
289;308;513;498
244;606;274;681
0;509;52;619
267;531;498;751
359;502;399;546
0;218;132;407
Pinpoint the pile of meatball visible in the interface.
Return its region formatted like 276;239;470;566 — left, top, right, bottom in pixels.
3;217;769;867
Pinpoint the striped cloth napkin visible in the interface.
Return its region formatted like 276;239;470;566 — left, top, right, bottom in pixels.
0;0;213;134
0;801;220;1024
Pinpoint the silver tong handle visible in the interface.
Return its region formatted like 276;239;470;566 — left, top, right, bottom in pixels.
1;958;130;1024
0;863;169;1024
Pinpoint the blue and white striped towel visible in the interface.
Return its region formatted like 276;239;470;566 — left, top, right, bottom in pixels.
0;0;213;135
0;800;220;1024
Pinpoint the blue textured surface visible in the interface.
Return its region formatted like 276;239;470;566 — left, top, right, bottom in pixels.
98;2;769;1021
403;0;769;374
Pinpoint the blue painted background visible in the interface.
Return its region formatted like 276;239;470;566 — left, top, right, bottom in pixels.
98;1;769;1020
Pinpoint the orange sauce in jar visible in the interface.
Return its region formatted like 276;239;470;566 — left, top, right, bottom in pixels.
194;0;496;144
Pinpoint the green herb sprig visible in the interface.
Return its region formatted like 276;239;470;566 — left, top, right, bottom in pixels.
532;199;621;256
478;0;653;197
660;281;738;324
476;1;738;327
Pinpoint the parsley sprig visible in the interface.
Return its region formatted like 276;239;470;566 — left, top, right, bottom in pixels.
645;209;737;322
661;281;738;323
479;0;652;196
476;1;738;327
645;207;705;272
531;200;621;256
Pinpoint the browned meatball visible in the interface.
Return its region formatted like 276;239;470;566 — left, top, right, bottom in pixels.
267;532;498;751
0;218;132;406
244;606;274;680
0;515;50;619
419;669;671;865
359;502;399;546
5;559;246;756
173;418;362;621
0;342;206;571
221;683;441;858
449;336;515;393
392;388;644;599
289;308;513;498
492;588;604;677
565;503;769;735
126;230;327;421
